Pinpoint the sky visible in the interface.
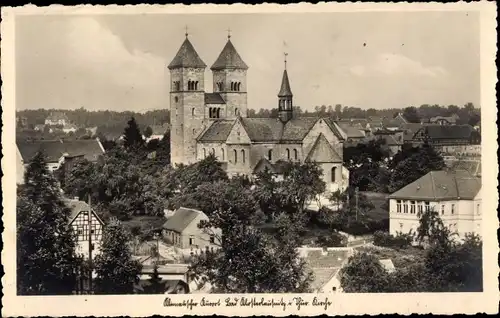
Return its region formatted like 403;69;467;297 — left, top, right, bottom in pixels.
15;11;480;112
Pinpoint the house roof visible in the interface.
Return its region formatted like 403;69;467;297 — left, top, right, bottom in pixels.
162;207;205;233
64;199;104;225
204;93;226;104
197;120;235;142
337;123;366;139
430;116;457;123
253;158;289;175
302;249;350;291
389;170;481;200
447;160;481;177
150;124;169;136
47;112;69;121
420;124;474;140
211;39;248;70
278;69;293;97
168;38;207;69
305;133;343;163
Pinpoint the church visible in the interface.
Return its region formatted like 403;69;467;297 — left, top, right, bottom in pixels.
168;32;349;193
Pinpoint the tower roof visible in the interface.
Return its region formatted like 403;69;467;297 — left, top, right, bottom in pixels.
168;38;207;69
278;69;293;97
211;39;248;70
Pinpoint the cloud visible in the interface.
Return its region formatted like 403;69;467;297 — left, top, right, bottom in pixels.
350;53;447;78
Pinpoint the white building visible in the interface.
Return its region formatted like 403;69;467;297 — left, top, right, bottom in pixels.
388;170;482;239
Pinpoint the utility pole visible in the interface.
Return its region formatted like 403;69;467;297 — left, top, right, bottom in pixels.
355;187;359;221
88;194;93;294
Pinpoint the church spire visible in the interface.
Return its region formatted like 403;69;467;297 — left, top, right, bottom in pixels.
278;52;293;123
168;28;206;70
211;32;248;71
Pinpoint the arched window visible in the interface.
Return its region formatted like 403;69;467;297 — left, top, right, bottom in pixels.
233;149;238;163
237;82;241;91
217;108;221;118
193;128;196;135
195;81;199;90
268;149;273;161
331;167;337;182
203;148;206;158
235;108;239;116
230;82;234;91
211;148;215;155
294;149;298;160
175;96;179;103
241;149;246;163
221;148;225;160
286;148;290;160
192;108;195;116
188;81;191;90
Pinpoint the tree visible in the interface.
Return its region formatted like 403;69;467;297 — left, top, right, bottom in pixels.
17;151;79;295
389;144;444;192
93;220;142;294
123;117;144;149
402;106;421;123
146;264;165;294
144;126;153;138
174;154;228;193
339;252;389;292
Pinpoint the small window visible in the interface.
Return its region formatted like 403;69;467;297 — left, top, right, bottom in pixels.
192;108;195;116
294;149;298;160
410;201;416;214
216;108;221;118
477;203;481;215
396;200;402;213
441;204;445;215
331;167;336;182
235;108;239;116
189;236;194;246
399;223;403;229
193;128;196;135
241;149;245;163
221;148;225;160
195;81;199;90
268;149;273;161
286;148;290;160
451;204;455;215
403;202;408;214
175;96;179;103
211;148;215;155
233;149;238;163
425;201;430;211
210;235;215;244
203;148;206;158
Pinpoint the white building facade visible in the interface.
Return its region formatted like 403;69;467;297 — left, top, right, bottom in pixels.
389;170;481;239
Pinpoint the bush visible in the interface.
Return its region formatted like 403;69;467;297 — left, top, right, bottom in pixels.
373;231;413;249
341;220;371;236
316;230;347;247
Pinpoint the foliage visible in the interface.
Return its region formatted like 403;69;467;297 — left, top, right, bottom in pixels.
339;252;389;293
143;126;153;138
373;231;413;249
145;264;165;294
93;220;142;294
402;106;421;123
17;151;80;295
316;230;347;247
388;144;445;192
123;117;145;149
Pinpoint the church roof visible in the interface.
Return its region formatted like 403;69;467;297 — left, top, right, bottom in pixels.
168;38;207;69
198;117;345;144
204;93;226;104
305;133;343;163
211;39;248;70
197;120;235;142
278;69;293;97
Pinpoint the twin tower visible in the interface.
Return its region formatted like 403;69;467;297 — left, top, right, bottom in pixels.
168;33;293;165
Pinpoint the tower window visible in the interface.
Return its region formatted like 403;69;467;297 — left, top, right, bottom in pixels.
175;96;179;103
173;81;180;91
294;149;298;160
331;167;337;182
233;149;238;163
230;82;234;91
268;149;273;161
286;148;290;160
241;149;246;163
195;81;199;90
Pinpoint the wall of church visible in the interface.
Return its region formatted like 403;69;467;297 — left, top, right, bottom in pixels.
226;120;251;145
319;162;348;193
303;119;343;160
226;144;252;176
197;142;227;162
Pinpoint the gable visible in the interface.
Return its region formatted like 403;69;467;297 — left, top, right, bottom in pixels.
303;118;342;156
226;118;251;144
305;134;342;163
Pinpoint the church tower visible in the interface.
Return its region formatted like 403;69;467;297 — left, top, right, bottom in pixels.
168;31;207;166
278;53;293;123
211;32;248;118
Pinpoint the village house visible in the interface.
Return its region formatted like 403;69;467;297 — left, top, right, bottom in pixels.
429;114;459;125
145;124;170;142
383;113;408;131
388;170;482;240
16;139;105;184
411;124;481;154
65;198;105;260
162;207;220;250
45;111;70;126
